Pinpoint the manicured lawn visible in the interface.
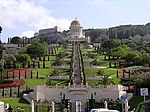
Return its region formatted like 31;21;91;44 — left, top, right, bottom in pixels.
24;79;47;87
84;67;119;76
0;98;30;106
104;68;119;76
87;80;97;86
97;55;105;61
84;68;98;76
56;47;63;54
24;79;68;87
57;69;71;76
84;67;121;84
81;48;94;53
83;61;91;67
32;68;53;77
45;60;52;68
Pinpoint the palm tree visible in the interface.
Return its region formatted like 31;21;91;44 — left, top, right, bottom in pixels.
50;69;61;76
96;74;115;87
46;79;56;86
96;69;104;76
87;52;95;59
90;59;100;66
51;59;63;66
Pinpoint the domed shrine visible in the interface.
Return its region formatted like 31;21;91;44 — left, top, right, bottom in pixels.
67;19;90;43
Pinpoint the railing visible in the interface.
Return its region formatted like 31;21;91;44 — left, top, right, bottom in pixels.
46;85;65;89
69;85;88;88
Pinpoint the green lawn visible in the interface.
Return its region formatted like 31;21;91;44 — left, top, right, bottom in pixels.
83;61;91;67
84;67;121;84
32;68;52;77
57;68;71;76
24;79;68;87
0;98;30;106
84;67;119;76
84;68;98;76
24;79;47;87
87;80;97;86
97;55;105;61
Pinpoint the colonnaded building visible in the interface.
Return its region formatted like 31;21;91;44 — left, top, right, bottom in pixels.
66;19;90;43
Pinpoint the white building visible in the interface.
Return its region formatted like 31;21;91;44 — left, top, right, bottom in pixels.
34;26;60;38
23;85;132;111
39;26;60;35
67;19;90;43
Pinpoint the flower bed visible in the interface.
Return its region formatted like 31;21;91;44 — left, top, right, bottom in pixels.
9;68;31;76
0;79;25;88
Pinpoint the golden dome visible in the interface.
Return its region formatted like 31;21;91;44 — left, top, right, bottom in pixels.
71;19;81;26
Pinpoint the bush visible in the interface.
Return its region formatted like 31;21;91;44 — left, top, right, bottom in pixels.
3;80;13;84
0;79;13;84
0;78;4;84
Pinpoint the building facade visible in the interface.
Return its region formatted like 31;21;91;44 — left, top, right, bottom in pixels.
67;19;90;43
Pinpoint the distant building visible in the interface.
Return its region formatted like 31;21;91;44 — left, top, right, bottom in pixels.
34;26;60;38
4;44;19;54
66;19;90;43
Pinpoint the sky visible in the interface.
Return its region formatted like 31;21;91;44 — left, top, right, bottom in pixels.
0;0;150;42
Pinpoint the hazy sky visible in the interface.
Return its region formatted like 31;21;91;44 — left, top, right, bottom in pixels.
0;0;150;42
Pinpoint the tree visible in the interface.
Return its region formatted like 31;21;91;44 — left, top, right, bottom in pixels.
0;61;4;72
95;69;104;76
18;47;27;54
101;39;121;55
56;51;67;59
95;34;109;43
125;51;142;65
141;53;150;66
46;79;56;86
16;54;31;67
51;59;63;66
61;40;68;49
0;41;3;60
111;45;131;58
26;42;48;58
3;54;16;68
96;74;115;86
87;52;95;59
10;36;21;44
82;41;90;49
90;59;100;66
50;69;61;76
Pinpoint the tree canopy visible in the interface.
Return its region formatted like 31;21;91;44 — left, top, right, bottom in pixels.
101;39;121;54
16;54;31;64
3;54;16;64
111;45;131;58
26;42;48;58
